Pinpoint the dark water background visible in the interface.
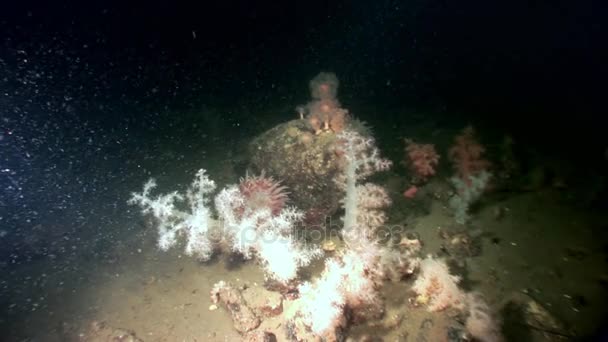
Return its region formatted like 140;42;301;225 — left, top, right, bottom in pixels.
1;0;606;339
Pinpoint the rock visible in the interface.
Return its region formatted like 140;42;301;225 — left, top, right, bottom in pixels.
259;293;283;317
502;292;573;341
248;119;370;224
210;281;261;333
242;286;284;317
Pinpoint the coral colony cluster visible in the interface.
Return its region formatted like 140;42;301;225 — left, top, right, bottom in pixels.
214;174;323;284
129;73;502;341
129;169;322;285
401;126;492;224
296;72;349;135
284;131;410;341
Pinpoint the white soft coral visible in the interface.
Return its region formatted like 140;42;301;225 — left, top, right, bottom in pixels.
334;130;391;238
286;247;383;341
130;172;321;284
215;185;261;258
411;256;466;311
128;169;217;260
215;184;321;284
287;258;347;340
257;230;322;284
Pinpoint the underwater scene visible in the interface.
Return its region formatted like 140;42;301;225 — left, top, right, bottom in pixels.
1;1;607;341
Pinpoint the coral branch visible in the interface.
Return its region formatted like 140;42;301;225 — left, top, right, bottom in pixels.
334;130;391;236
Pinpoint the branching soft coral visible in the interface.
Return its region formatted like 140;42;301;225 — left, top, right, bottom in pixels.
129;169;321;285
256;229;323;284
334;130;391;239
449;170;492;224
411;256;466;312
449;126;491;183
285;247;381;341
285;257;347;341
215;182;322;284
128;169;216;260
404;138;440;183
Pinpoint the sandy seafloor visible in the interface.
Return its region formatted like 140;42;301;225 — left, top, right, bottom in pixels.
1;122;607;342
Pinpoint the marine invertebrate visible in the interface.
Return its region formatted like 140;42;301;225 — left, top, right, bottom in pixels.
449;126;491;183
300;72;350;134
300;129;407;323
449;170;492;224
354;183;391;231
283;130;414;340
403;185;418;198
285;257;348;341
411;256;466;312
128;169;217;260
310;72;339;100
285;247;382;341
248;119;347;225
129;168;320;285
404;138;440;183
256;227;323;284
215;183;322;284
334;130;391;237
238;172;288;215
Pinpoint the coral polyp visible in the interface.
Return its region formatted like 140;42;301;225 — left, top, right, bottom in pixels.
239;172;289;215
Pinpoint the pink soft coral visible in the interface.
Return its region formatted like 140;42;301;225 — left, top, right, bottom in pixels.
404;138;440;183
303;72;349;134
448;126;491;184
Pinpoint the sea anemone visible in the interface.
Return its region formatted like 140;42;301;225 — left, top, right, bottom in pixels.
239;172;289;215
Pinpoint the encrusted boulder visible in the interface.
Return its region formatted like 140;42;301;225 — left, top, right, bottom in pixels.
248;119;345;224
